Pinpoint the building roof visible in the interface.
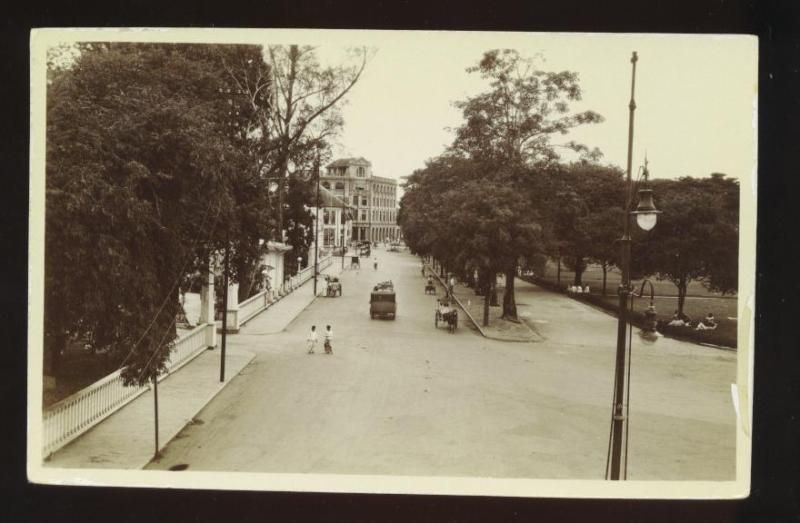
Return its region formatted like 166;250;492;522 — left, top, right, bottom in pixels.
327;157;372;168
315;186;355;219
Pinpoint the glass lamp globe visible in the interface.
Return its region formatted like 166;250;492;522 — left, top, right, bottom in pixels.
636;212;658;231
633;188;661;231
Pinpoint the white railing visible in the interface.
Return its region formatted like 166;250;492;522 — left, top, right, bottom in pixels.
289;255;332;289
42;323;215;458
43;254;336;457
169;323;212;372
238;291;271;325
237;255;333;328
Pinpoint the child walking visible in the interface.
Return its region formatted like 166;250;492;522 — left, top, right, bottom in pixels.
307;325;318;354
324;325;333;355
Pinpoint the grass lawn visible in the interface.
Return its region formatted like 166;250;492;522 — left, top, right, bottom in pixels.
530;262;739;348
541;261;733;298
595;294;737;348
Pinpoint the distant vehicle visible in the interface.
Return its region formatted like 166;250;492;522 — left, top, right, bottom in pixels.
388;242;401;252
325;275;342;297
370;281;396;319
435;298;458;333
357;240;371;257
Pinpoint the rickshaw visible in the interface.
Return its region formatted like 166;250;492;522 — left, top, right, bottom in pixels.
370;281;396;319
350;256;360;269
435;298;458;333
424;276;436;294
325;275;342;297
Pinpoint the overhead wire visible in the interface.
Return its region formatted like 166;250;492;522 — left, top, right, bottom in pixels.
115;196;220;373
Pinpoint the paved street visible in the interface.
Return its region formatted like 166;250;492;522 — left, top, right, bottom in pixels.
146;247;737;480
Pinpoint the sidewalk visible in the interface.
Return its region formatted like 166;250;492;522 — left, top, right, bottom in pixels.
45;259;343;469
46;347;255;469
427;266;542;342
236;257;343;335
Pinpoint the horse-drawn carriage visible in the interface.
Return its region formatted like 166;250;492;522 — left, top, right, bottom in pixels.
358;240;371;257
424;277;436;294
324;275;341;297
435;298;458;333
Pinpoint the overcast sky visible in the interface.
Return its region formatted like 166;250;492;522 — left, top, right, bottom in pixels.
307;32;757;185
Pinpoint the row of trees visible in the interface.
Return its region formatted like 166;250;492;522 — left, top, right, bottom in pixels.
45;43;366;386
399;49;739;325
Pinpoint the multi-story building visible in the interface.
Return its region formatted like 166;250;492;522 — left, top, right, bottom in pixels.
312;185;354;250
323;157;400;243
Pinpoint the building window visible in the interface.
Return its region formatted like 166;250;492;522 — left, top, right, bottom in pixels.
335;182;344;190
360;210;367;221
324;229;335;246
357;167;365;177
323;209;331;225
322;181;330;189
361;197;367;206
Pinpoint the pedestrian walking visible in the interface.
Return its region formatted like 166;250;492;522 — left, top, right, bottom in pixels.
307;325;318;354
324;325;333;354
373;256;378;271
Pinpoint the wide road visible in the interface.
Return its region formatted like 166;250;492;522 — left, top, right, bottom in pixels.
147;247;737;480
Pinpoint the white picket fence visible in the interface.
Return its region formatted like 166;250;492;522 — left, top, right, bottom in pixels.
42;256;335;458
287;255;333;293
236;255;333;328
42;323;214;458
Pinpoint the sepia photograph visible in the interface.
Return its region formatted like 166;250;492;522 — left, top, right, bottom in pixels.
27;28;756;498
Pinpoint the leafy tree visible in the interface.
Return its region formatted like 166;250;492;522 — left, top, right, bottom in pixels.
580;206;625;294
550;162;625;288
216;46;279;301
45;43;265;386
283;173;316;277
399;156;548;323
263;45;368;237
449;49;604;319
635;174;739;316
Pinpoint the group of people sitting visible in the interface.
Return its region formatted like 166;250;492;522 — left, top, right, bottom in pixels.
567;285;591;294
667;310;718;331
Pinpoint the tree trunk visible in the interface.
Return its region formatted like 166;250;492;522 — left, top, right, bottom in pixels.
502;264;518;321
602;263;608;296
557;253;562;285
677;277;688;316
483;269;490;327
465;268;475;288
237;259;254;302
573;255;585;286
490;274;499;307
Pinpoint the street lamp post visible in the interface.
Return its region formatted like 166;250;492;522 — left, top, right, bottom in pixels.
356;186;364;242
606;51;662;480
313;151;321;296
341;192;346;270
218;86;243;383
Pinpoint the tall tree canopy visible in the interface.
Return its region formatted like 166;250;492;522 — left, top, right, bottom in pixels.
550;162;626;290
635;174;739;315
45;43;268;385
444;49;604;320
451;49;604;166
